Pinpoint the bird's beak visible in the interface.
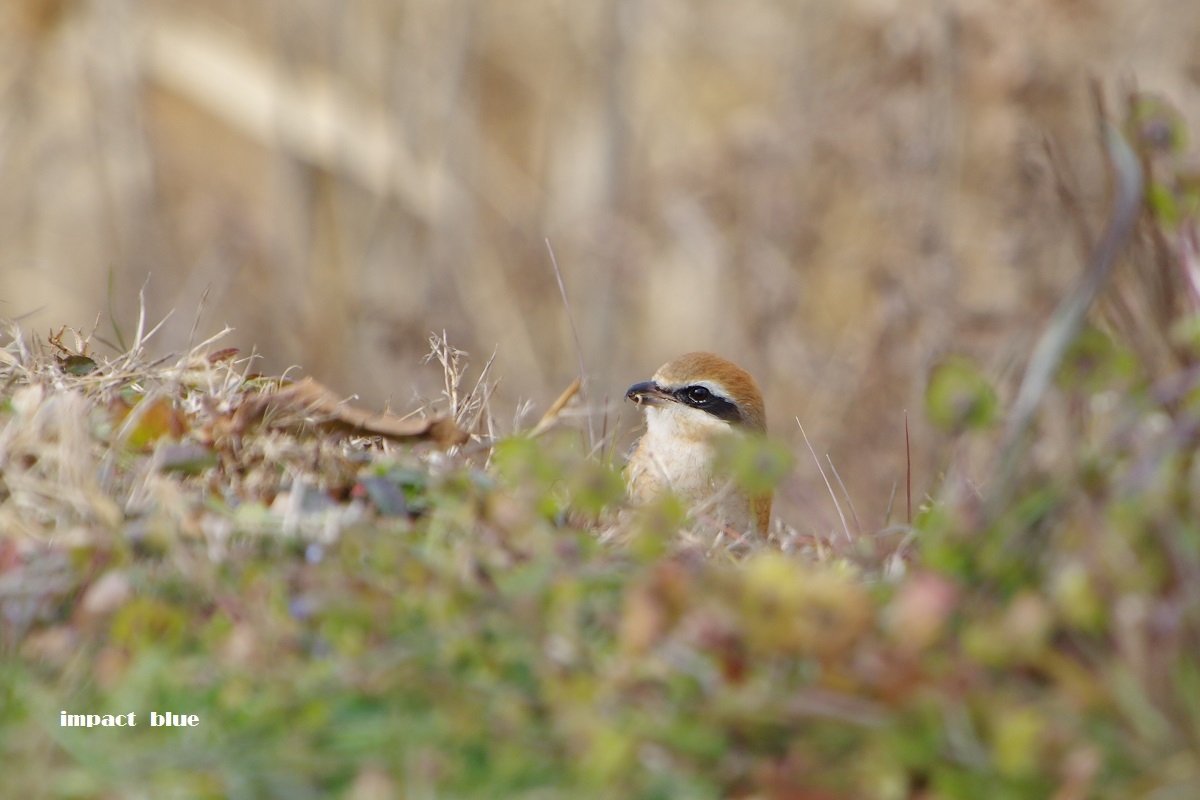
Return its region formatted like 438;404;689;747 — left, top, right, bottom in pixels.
626;380;672;407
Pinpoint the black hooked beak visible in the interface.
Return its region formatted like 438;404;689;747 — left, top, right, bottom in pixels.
626;381;672;407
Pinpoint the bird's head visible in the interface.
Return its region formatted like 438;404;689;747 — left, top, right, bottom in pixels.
625;352;766;441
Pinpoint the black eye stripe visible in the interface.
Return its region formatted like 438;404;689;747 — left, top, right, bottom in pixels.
673;385;742;424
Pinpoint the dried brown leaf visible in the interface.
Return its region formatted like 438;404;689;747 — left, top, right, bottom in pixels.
236;377;468;447
207;347;240;364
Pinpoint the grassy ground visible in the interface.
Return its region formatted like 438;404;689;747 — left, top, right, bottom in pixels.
4;112;1200;797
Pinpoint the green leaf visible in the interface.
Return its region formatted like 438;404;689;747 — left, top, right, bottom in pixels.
61;354;98;375
925;356;999;433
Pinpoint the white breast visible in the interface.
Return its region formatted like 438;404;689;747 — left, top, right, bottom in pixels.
626;404;751;530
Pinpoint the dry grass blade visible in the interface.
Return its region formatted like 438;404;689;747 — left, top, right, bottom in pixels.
415;333;499;446
114;284;174;375
825;455;862;538
798;419;852;545
458;347;500;436
528;377;581;437
905;410;912;527
994;123;1144;516
544;239;594;449
1005;124;1143;443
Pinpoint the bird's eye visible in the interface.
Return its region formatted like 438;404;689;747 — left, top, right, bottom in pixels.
684;386;712;404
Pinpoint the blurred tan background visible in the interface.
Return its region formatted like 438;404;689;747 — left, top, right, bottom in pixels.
3;0;1199;528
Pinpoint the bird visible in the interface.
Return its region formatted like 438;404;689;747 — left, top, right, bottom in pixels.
624;352;771;535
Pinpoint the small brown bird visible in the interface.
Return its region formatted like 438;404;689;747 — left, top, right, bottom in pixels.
625;352;771;534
